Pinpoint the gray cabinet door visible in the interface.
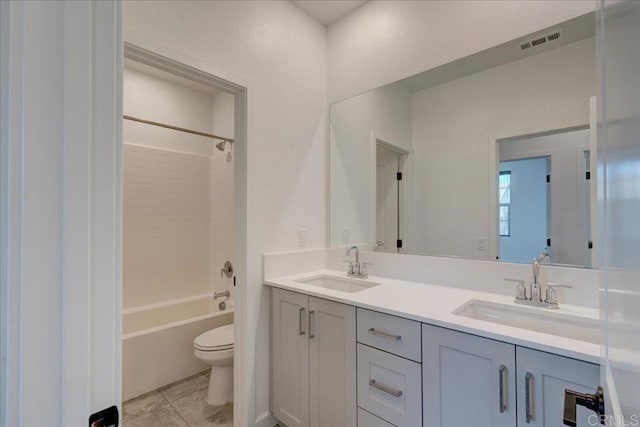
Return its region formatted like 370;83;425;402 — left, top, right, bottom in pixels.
309;297;356;427
271;288;309;427
516;347;599;427
422;324;516;427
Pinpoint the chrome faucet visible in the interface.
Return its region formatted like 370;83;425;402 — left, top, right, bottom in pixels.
538;251;551;264
531;258;542;302
344;246;372;279
504;275;573;309
214;290;230;310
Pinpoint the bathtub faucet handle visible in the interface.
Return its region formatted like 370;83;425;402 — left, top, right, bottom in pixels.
220;261;234;278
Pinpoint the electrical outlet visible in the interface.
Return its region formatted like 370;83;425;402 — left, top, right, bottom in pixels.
477;237;486;251
298;228;307;248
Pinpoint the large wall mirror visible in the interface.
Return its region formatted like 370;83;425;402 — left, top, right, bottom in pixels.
330;12;597;268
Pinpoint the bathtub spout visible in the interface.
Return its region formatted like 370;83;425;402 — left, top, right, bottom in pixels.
214;290;230;300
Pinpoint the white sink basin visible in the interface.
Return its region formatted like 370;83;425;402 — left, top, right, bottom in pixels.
453;300;600;344
295;274;380;293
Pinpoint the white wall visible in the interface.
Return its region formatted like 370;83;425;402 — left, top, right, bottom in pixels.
124;1;327;423
328;0;594;102
124;67;215;156
330;82;411;249
411;38;595;260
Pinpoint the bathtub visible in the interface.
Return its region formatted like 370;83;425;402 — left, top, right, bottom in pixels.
122;294;233;401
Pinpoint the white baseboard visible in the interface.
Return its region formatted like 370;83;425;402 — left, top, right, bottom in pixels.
255;411;278;427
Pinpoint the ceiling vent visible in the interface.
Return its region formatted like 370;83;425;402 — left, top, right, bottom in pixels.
519;29;562;51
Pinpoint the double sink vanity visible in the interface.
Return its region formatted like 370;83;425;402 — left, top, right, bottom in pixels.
265;250;600;427
267;14;604;426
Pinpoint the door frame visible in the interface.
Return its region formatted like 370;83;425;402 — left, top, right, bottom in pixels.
123;43;250;424
1;2;124;424
369;131;411;253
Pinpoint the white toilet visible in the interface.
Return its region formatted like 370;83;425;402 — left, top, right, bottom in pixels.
193;324;234;406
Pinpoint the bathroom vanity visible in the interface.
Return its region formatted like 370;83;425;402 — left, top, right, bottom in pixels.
265;252;600;427
266;9;614;427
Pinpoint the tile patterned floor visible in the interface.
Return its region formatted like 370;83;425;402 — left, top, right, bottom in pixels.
123;371;233;427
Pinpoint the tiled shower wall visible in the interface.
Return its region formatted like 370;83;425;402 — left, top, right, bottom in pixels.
123;144;211;308
123;143;234;309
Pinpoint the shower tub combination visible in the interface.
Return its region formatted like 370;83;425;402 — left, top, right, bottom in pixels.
122;294;233;401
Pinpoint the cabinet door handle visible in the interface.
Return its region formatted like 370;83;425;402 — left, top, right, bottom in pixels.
309;310;315;339
499;365;508;413
299;307;306;335
525;372;534;423
369;379;403;397
367;327;401;341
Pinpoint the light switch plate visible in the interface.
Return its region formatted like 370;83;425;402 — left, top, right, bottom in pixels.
477;237;486;251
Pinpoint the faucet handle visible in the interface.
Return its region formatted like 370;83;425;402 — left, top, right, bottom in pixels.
545;282;572;306
546;282;572;289
343;259;355;275
360;262;374;277
504;278;528;300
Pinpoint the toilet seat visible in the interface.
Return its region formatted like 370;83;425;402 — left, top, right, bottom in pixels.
194;324;234;351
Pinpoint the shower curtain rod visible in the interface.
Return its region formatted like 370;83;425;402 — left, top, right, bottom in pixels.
123;115;234;143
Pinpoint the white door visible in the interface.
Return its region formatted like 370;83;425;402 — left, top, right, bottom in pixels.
271;288;310;427
1;2;122;426
516;347;599;426
595;0;640;424
309;297;356;427
422;325;516;427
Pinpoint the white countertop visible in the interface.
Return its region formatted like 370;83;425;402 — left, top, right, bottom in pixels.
264;269;600;364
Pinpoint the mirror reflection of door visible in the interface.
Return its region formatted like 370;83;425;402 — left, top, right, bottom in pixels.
499;157;550;263
498;128;591;265
376;143;404;253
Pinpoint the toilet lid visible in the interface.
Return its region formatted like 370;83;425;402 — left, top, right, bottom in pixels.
194;324;234;351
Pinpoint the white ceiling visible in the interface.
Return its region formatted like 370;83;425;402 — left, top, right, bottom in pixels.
292;0;367;26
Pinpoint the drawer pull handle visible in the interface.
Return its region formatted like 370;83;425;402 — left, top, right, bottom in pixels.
367;328;401;341
299;307;305;335
309;310;315;339
499;365;508;413
525;372;534;423
369;379;403;397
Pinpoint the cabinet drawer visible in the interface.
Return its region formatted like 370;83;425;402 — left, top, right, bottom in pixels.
358;407;395;427
357;344;422;427
357;308;421;362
